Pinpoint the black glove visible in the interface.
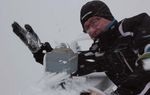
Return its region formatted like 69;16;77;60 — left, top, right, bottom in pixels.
12;22;42;53
33;42;53;64
12;22;53;64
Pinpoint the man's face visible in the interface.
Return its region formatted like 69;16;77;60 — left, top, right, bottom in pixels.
84;16;112;39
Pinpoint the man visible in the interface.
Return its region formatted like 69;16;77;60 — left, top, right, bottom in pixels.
12;0;150;95
77;0;150;95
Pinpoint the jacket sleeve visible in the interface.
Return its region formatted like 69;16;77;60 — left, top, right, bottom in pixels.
115;13;150;94
121;13;150;54
122;13;150;71
73;50;106;76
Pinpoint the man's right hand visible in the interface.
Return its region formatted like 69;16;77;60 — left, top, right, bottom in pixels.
12;22;53;64
12;22;42;53
33;42;53;64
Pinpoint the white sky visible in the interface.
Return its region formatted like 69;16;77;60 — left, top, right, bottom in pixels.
0;0;150;95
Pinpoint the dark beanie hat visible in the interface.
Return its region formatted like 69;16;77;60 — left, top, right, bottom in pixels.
80;0;114;33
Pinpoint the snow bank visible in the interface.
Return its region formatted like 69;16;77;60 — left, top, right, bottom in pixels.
21;72;106;95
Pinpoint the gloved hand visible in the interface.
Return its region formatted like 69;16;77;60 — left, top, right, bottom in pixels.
12;22;53;64
33;42;53;64
12;22;42;53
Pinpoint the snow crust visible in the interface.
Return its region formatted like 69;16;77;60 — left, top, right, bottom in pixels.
21;72;106;95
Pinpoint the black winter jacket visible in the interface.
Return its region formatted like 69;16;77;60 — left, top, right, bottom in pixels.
75;13;150;95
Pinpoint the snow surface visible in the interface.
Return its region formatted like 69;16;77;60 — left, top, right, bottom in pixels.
21;72;106;95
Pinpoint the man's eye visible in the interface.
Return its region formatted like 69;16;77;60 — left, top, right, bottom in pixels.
91;19;98;24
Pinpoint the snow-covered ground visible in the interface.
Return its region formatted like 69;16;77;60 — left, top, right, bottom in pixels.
21;72;107;95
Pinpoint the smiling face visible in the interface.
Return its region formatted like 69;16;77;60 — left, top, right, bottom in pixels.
84;16;112;39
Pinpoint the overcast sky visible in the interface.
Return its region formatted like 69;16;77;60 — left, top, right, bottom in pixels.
0;0;150;95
